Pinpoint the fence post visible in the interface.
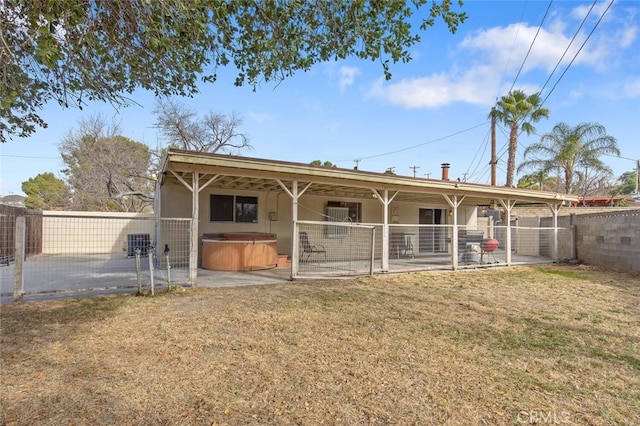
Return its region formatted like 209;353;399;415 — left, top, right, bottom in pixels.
13;216;25;302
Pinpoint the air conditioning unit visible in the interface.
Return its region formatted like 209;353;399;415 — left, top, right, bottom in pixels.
325;206;349;238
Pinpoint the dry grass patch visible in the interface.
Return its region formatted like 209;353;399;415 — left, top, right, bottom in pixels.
1;265;639;425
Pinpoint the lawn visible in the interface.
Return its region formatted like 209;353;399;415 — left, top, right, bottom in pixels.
1;265;639;425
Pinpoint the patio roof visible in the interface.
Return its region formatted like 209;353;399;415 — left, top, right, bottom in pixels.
161;149;578;206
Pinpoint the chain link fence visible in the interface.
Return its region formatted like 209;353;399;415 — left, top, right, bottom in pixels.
1;211;192;302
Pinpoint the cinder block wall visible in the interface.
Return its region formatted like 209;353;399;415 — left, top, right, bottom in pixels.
573;211;640;272
540;210;640;272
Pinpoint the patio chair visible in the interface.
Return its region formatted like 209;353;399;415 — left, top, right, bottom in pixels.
299;231;327;262
390;232;415;259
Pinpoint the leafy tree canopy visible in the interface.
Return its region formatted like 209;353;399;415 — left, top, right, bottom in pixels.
0;0;466;143
516;171;559;192
518;122;619;195
21;172;71;210
310;160;336;167
611;170;639;196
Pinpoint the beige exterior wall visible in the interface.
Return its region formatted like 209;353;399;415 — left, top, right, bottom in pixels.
160;181;478;257
42;211;155;255
514;216;542;256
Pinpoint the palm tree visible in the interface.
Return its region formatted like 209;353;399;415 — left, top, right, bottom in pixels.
518;122;619;194
492;90;549;187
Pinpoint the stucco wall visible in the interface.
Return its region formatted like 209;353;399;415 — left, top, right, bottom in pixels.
159;181;478;257
42;211;155;255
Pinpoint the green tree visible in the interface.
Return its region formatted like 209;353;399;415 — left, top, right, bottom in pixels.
310;160;336;167
21;172;71;210
0;1;466;143
516;171;558;192
518;122;619;195
60;116;155;212
492;90;549;187
611;170;639;196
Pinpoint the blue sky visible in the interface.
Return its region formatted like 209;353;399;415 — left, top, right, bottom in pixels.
1;0;639;196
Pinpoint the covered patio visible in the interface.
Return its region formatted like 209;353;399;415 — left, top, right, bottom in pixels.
158;150;578;282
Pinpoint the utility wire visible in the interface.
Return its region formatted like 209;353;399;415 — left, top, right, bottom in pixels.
0;154;59;160
496;1;529;100
509;0;554;93
539;0;598;95
464;128;491;182
337;121;489;163
541;0;615;107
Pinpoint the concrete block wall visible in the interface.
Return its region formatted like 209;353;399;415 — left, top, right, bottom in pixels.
540;210;640;272
574;211;640;272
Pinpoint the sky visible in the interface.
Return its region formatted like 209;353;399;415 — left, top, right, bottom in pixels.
1;0;639;196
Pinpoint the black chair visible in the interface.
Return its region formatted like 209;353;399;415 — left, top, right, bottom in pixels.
299;231;327;262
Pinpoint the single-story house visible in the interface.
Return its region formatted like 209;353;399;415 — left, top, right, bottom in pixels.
157;149;579;283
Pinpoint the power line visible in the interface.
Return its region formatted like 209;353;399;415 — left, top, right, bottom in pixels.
464;128;491;183
509;0;554;93
541;0;615;107
495;1;529;100
0;154;59;160
337;121;489;163
539;0;598;96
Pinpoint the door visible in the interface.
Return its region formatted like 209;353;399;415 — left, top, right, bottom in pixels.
419;208;444;253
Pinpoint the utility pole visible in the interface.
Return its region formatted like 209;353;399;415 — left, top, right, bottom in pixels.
490;107;497;186
410;165;420;177
425;173;432;179
354;159;361;170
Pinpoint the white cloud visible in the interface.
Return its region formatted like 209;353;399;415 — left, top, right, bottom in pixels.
338;66;360;91
367;4;639;109
570;2;613;22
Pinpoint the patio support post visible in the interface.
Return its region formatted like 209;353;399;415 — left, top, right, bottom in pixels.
548;203;561;262
372;189;398;272
168;169;220;286
189;172;199;285
442;194;464;270
291;180;299;278
499;199;516;265
276;179;311;279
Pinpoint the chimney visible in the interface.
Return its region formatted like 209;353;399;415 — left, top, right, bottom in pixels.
441;163;450;181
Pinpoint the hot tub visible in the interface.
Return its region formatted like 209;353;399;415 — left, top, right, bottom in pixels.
201;232;278;271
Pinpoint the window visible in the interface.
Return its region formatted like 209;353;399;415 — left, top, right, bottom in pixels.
210;195;258;222
235;196;258;223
